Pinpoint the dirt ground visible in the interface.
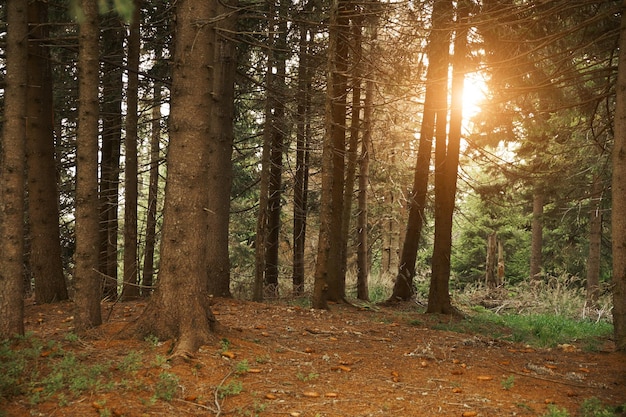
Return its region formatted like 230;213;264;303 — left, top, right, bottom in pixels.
2;297;625;417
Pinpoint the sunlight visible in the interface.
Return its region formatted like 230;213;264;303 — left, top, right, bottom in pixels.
462;72;487;120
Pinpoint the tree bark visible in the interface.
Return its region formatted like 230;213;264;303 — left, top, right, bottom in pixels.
206;0;237;298
586;175;603;306
530;190;543;280
427;0;465;315
74;0;103;331
125;0;218;355
0;0;28;338
389;0;449;302
612;0;626;351
485;232;497;288
122;1;141;300
313;0;350;308
98;12;125;298
26;0;69;304
142;82;162;296
293;18;312;296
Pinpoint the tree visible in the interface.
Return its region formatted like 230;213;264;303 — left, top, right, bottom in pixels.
612;0;626;351
389;0;450;302
206;0;238;298
98;10;125;298
0;0;28;338
121;1;140;300
313;0;350;308
125;0;219;355
74;0;103;331
26;0;69;303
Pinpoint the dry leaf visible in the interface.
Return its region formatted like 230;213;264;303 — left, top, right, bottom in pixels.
184;395;197;402
304;347;314;353
221;351;236;359
452;387;463;393
462;411;477;417
303;391;320;398
265;393;277;400
476;375;493;381
451;370;464;375
248;368;262;373
325;392;338;398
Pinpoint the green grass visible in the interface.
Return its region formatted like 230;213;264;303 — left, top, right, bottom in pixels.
433;306;613;348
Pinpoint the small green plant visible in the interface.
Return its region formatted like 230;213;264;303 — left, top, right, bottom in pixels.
154;371;180;401
580;397;618;417
118;350;143;373
296;372;319;382
255;355;270;364
218;380;243;398
220;338;231;352
144;334;160;347
541;404;570;417
152;354;167;367
235;359;250;375
64;332;79;343
501;375;515;390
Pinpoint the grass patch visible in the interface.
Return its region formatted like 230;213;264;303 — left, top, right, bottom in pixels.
433;307;612;348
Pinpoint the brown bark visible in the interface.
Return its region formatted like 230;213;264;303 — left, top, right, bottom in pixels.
121;2;141;300
586;175;603;306
99;13;124;298
389;0;449;302
485;232;497;288
26;0;69;304
206;0;237;298
293;19;312;296
427;0;466;315
141;82;162;296
0;0;28;338
530;190;544;280
313;0;350;308
126;0;218;355
612;0;626;351
74;0;103;331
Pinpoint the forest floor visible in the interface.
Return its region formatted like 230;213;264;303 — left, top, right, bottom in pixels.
2;297;625;417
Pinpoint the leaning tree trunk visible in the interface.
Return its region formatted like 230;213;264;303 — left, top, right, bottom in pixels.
0;0;28;338
26;0;68;304
611;0;626;351
74;0;103;331
125;0;218;355
121;2;141;300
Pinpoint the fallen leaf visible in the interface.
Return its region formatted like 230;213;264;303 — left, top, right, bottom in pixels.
325;392;338;398
452;387;463;393
184;395;197;402
303;391;320;398
476;375;493;381
545;399;555;404
221;351;236;359
289;413;301;417
462;411;477;417
578;367;590;373
451;370;464;375
304;347;314;353
248;368;262;373
420;361;428;368
265;393;277;400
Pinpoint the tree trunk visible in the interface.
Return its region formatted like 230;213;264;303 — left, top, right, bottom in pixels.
142;82;162;296
125;0;218;355
122;2;141;300
497;238;505;285
99;13;124;298
340;15;363;291
26;0;69;304
357;54;373;302
389;0;449;302
0;0;28;338
530;190;543;280
586;175;603;306
612;0;626;351
427;0;465;315
74;0;103;331
485;232;497;288
293;19;312;296
206;0;237;298
313;0;350;308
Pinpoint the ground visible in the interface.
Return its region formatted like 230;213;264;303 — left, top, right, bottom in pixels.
2;297;625;417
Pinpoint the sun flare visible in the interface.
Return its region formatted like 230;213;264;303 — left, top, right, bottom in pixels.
462;73;488;120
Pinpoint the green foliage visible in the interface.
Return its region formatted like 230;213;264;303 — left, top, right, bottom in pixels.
235;360;250;375
154;372;180;401
579;397;619;417
296;372;319;382
541;404;570;417
118;351;143;373
501;375;515;390
218;380;243;398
